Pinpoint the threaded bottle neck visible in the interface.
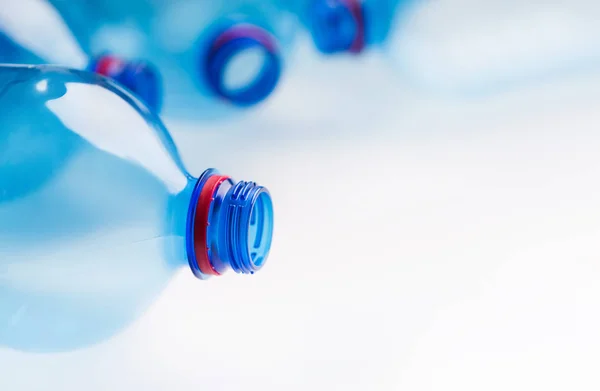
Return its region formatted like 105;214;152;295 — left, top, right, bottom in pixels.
186;169;274;279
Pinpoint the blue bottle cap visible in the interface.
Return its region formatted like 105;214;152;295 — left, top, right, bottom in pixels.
186;169;274;278
203;23;282;106
89;54;163;112
309;0;366;54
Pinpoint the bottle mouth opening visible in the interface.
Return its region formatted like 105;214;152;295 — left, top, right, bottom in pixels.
309;0;366;54
202;23;282;106
186;170;274;279
89;54;162;112
247;191;274;270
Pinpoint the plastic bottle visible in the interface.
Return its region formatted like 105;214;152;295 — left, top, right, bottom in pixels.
383;0;600;95
0;64;274;353
0;0;162;111
47;0;298;119
280;0;401;56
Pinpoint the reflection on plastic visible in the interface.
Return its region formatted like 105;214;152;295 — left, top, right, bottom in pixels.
0;65;274;353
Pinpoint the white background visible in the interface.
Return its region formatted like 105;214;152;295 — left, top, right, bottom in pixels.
3;4;600;389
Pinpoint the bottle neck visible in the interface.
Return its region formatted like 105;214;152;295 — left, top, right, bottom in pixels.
88;54;162;112
309;0;366;54
186;169;274;279
203;23;282;106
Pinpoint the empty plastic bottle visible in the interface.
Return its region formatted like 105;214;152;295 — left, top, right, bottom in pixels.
0;64;274;353
280;0;401;56
0;0;162;111
384;0;600;95
47;0;298;119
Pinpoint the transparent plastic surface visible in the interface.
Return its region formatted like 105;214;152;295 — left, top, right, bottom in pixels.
0;65;274;353
0;0;162;111
0;65;191;353
386;0;600;95
48;0;299;117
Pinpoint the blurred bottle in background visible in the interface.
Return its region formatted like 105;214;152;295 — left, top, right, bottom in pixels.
379;0;600;96
0;0;162;111
280;0;402;56
48;0;298;120
0;64;274;353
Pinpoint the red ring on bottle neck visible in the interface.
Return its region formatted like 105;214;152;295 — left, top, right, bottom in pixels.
95;55;124;77
342;0;365;53
193;175;230;276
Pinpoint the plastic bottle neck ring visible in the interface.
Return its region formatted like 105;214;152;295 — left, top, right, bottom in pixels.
89;54;162;112
193;174;230;276
186;170;274;279
342;0;366;53
204;23;282;106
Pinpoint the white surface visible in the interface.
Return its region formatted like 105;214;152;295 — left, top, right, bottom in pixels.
3;34;600;391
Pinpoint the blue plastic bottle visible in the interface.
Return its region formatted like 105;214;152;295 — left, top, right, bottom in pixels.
0;64;274;353
47;0;298;119
0;0;162;111
281;0;401;55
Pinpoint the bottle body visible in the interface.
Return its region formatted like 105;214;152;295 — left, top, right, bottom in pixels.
0;65;193;352
48;0;298;118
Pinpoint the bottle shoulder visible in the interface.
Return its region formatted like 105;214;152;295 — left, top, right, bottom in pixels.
0;65;190;195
